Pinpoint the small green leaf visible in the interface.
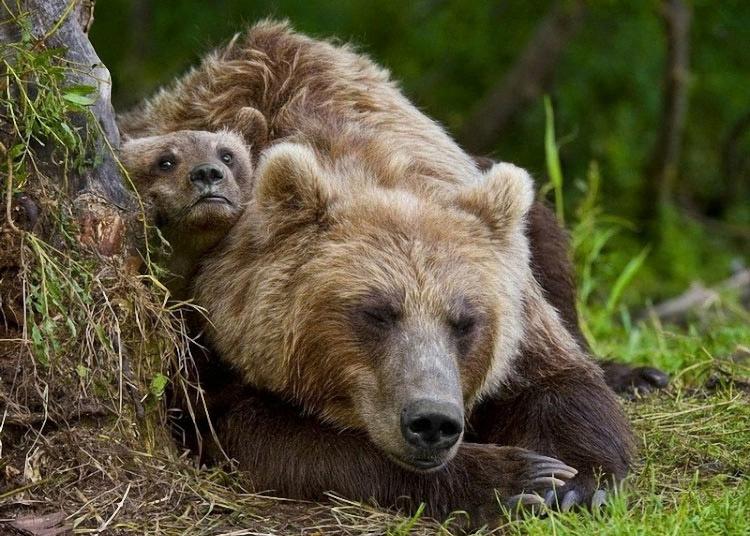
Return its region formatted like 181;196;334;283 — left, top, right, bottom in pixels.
150;373;169;399
59;122;78;145
62;92;96;106
65;84;97;96
76;364;90;378
19;18;32;43
10;144;26;159
31;324;43;347
30;324;48;366
65;317;78;338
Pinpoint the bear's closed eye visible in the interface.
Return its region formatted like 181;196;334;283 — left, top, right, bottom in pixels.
361;305;401;328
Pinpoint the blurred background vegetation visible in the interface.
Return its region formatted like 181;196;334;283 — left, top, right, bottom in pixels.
91;0;749;306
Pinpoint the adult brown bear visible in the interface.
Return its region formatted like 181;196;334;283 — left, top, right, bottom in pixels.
193;139;629;526
119;21;656;526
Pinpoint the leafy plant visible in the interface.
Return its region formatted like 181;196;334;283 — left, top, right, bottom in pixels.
541;98;650;350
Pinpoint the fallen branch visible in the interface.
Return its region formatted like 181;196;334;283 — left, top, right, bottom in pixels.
642;269;750;323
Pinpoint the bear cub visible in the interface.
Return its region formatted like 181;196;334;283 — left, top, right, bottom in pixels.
119;130;253;297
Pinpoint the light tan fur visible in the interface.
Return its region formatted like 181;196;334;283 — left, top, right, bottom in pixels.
194;141;547;463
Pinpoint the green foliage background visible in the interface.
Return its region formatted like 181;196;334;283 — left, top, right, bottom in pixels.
91;0;750;302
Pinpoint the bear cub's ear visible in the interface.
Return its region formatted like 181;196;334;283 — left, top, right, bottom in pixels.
118;137;153;178
254;142;334;225
455;162;535;243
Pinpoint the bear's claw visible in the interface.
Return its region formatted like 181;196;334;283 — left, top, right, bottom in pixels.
507;493;546;509
543;485;611;511
502;451;577;513
601;361;670;398
560;489;581;511
530;476;567;489
591;489;608;509
521;452;578;482
528;462;579;479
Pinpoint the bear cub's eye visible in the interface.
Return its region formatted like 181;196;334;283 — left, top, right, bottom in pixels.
220;150;234;165
158;157;175;171
449;315;476;338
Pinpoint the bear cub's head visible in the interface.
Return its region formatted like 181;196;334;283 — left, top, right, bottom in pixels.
119;130;253;254
203;142;536;473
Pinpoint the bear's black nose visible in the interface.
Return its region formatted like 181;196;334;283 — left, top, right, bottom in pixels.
190;163;224;188
401;399;463;452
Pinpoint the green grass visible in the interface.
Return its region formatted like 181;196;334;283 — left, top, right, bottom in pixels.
487;102;749;536
497;315;750;536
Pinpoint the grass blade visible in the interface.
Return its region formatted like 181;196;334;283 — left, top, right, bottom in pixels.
544;95;565;224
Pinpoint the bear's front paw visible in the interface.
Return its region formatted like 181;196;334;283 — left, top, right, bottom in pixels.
503;451;579;510
601;360;669;398
456;445;577;528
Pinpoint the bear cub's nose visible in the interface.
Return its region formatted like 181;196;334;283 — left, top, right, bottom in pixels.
401;399;463;451
190;163;224;188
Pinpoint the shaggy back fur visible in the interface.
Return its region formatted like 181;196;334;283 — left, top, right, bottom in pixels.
120;20;480;191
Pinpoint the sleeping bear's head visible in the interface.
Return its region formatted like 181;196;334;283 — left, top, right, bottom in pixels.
119;130;253;254
199;143;535;472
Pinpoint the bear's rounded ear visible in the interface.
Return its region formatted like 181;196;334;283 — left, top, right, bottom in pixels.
117;137;144;170
254;142;333;225
233;106;269;147
454;162;535;243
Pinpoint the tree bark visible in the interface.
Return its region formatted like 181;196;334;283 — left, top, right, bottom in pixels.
717;110;750;216
458;0;586;154
642;0;691;223
1;0;132;255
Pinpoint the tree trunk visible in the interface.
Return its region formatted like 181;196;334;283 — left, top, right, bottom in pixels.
716;110;750;217
458;0;586;154
642;0;691;226
0;5;139;532
1;0;132;255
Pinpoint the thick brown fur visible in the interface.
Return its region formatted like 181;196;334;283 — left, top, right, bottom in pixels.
123;21;634;528
119;21;479;192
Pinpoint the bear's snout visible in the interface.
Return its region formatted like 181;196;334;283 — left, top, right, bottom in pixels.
400;398;463;456
190;162;225;189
